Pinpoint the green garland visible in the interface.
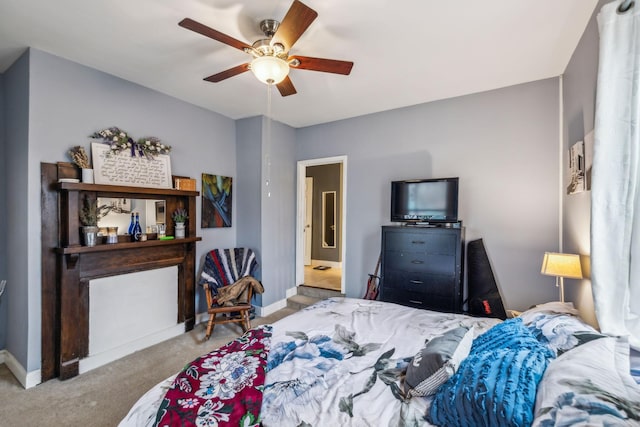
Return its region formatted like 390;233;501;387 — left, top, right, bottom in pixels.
90;127;171;159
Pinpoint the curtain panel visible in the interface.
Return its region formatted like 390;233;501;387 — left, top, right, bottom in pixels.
592;0;640;349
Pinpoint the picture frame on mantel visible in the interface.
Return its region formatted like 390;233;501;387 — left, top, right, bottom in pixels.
91;142;172;189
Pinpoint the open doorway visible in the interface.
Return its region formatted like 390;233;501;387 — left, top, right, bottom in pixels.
296;156;347;294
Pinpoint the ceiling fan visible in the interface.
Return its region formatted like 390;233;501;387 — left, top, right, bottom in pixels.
179;0;354;97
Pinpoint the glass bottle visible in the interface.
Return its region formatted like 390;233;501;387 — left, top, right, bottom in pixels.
133;212;142;241
127;212;135;235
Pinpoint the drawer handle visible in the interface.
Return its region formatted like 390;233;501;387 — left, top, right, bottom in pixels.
409;300;423;304
411;240;425;244
411;260;424;264
410;280;423;284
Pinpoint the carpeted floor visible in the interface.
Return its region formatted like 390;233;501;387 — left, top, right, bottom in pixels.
0;307;297;427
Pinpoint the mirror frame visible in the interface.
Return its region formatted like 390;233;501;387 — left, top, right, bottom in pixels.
322;191;336;248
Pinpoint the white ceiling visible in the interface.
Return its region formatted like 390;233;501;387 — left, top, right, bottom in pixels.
0;0;598;128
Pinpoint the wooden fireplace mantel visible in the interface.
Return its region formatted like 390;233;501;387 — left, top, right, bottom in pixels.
41;162;202;381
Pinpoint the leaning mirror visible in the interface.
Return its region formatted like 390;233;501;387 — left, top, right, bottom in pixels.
322;191;336;248
97;198;165;235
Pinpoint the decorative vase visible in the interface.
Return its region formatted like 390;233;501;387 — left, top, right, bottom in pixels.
82;226;99;247
106;226;118;244
175;222;186;239
81;168;94;184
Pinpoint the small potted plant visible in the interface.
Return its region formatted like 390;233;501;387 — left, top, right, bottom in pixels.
172;208;188;238
79;195;99;246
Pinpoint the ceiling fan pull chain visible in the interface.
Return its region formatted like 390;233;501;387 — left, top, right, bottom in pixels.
265;84;273;198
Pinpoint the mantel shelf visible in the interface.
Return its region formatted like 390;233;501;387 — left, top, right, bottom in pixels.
58;182;199;197
57;236;202;255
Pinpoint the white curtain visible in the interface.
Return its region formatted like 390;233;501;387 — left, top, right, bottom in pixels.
592;0;640;349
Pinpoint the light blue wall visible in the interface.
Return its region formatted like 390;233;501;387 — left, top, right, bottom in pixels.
260;118;296;307
561;0;608;325
235;116;297;308
297;79;561;311
11;48;239;372
0;71;7;349
3;51;30;365
236;116;264;305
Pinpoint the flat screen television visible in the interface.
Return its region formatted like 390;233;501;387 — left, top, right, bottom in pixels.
390;177;459;223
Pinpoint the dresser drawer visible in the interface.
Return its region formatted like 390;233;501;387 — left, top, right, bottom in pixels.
383;230;458;255
382;269;457;296
381;288;458;313
383;251;456;275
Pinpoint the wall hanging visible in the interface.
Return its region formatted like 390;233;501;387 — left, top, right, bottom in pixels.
202;173;232;228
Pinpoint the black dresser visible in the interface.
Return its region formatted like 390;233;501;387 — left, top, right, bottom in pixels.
380;225;464;313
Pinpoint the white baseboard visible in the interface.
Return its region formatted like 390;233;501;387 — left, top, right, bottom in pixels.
1;349;41;389
286;286;298;298
255;298;288;317
196;311;209;325
79;323;185;375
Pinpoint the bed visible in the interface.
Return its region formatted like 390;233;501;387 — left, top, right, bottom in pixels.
119;297;640;426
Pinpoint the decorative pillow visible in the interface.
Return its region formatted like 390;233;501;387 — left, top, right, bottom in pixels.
518;301;580;322
404;326;474;397
532;336;640;426
522;312;605;356
429;318;555;427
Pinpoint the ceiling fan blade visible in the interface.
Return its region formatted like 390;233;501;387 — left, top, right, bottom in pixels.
289;56;354;75
179;18;251;52
271;0;318;52
204;63;250;83
276;76;297;97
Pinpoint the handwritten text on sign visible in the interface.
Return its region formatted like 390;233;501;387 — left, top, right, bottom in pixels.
92;143;173;188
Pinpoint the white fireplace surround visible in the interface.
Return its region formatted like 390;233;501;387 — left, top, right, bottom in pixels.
79;266;180;374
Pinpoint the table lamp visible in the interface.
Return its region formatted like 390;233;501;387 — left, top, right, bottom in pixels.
540;252;583;302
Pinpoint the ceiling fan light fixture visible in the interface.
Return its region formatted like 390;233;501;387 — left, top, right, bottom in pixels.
251;55;289;85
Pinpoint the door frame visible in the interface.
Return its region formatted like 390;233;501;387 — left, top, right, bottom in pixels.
296;156;347;294
304;177;313;265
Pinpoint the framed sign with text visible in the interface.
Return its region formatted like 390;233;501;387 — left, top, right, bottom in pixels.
91;142;173;188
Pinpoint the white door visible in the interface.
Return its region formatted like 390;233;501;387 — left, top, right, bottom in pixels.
304;177;313;265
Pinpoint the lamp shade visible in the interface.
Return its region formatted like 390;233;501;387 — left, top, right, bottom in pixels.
541;252;583;279
250;56;289;85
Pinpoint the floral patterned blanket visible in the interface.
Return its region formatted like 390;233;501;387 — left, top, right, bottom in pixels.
153;325;271;427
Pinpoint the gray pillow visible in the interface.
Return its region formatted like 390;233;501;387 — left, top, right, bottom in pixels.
404;326;474;397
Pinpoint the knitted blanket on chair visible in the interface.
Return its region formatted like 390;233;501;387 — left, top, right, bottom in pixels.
198;248;258;297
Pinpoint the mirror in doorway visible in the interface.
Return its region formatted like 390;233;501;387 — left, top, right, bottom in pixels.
322;191;336;248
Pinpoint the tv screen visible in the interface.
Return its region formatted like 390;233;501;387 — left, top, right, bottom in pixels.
390;178;459;223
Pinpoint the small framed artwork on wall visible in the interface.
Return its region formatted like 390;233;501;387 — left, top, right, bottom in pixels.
567;140;586;195
201;173;232;228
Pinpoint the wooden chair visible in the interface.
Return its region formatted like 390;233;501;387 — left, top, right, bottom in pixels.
202;282;253;339
198;248;259;340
